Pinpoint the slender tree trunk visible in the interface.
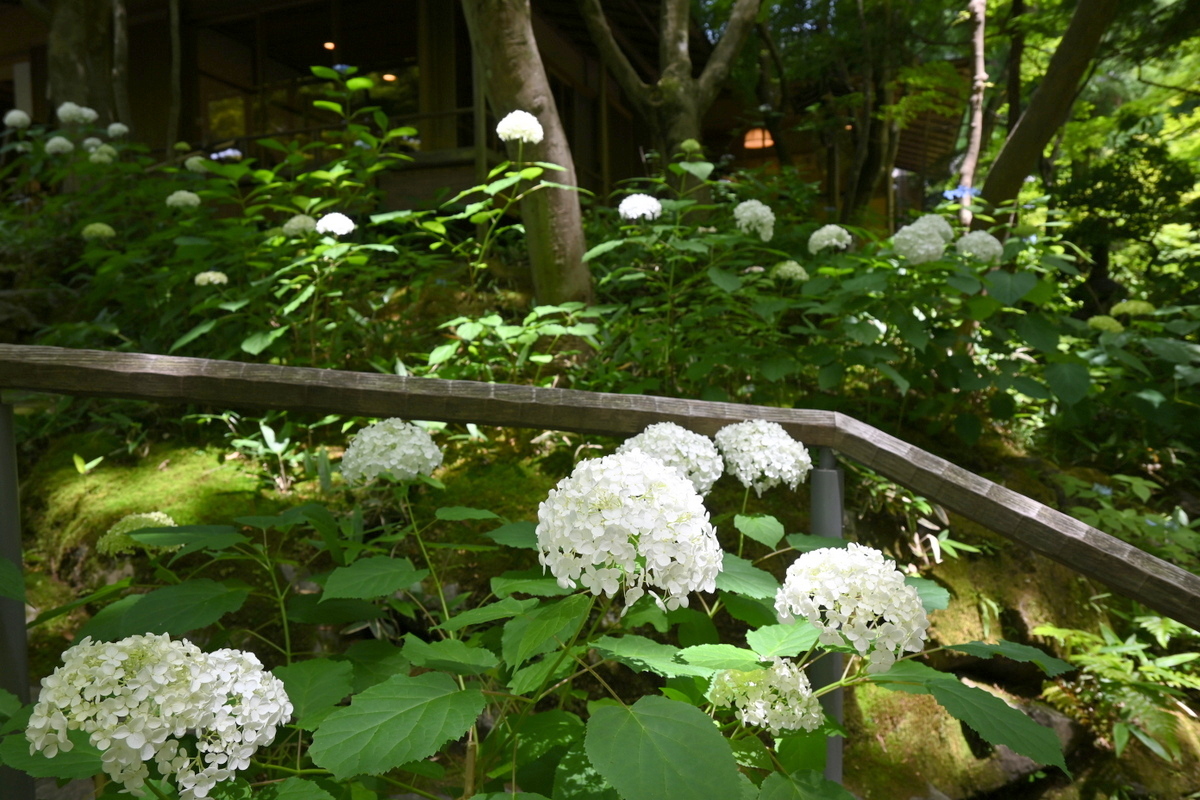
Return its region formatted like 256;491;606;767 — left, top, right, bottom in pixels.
980;0;1120;210
111;0;132;128
461;0;592;305
958;0;987;226
1006;0;1024;136
44;0;116;118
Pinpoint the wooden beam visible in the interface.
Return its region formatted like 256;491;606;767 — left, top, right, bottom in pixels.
3;344;1199;632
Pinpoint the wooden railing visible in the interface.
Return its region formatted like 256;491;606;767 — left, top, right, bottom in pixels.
3;343;1199;632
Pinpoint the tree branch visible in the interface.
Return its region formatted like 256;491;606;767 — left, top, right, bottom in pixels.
697;0;763;107
577;0;651;113
659;0;691;80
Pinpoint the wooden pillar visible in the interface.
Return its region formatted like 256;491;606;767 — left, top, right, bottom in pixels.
418;0;459;150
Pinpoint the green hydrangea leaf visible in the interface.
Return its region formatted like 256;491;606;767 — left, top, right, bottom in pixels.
339;640;410;693
946;641;1072;677
256;777;336;800
585;695;742;800
553;742;619;800
757;769;859;800
677;644;763;672
274;659;354;729
119;579;249;637
734;515;785;548
502;594;591;667
437;597;540;632
715;553;780;599
403;634;499;676
0;729;102;778
322;556;428;601
308;672;484;779
593;635;709;678
746;622;821;659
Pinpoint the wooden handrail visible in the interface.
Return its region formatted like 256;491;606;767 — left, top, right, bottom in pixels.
3;343;1198;630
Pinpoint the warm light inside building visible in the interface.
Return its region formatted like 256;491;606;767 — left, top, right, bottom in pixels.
382;73;398;82
323;41;336;50
743;127;774;149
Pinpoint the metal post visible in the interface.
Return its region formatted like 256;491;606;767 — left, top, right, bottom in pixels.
0;402;34;799
809;446;844;784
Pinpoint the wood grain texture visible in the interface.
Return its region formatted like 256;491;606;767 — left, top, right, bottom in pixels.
3;343;1199;630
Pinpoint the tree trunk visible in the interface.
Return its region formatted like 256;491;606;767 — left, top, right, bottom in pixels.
578;0;762;158
1005;0;1024;136
44;0;115;118
980;0;1120;211
461;0;592;305
111;0;131;128
165;0;181;153
958;0;987;226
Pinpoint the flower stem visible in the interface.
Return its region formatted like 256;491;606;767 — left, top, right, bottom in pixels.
401;486;453;634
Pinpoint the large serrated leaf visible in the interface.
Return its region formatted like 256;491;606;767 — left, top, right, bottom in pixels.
746;623;821;659
677;644;763;672
553;742;619;800
1045;361;1091;404
757;770;858;800
593;635;709;678
492;569;573;598
715;553;780;599
322;557;427;601
0;729;103;778
308;672;484;779
946;641;1072;677
502;594;591;667
340;640;410;693
119;579;249;636
437;597;540;632
435;506;500;521
734;515;786;548
585;696;742;800
905;576;950;612
485;521;538;550
274;659;353;728
403;634;499;675
928;680;1068;774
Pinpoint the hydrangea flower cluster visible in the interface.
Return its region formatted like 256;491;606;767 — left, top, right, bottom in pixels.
96;511;178;556
495;109;544;145
82;136;103;152
210;148;242;161
733;199;775;241
535;450;722;611
706;657;824;735
56;101;99;124
282;214;317;237
774;543;928;673
955;230;1004;264
4;109;31;128
714;420;812;496
617;193;662;221
1087;315;1124;333
808;223;852;254
1111;299;1155;316
615;422;723;496
913;214;954;243
194;271;228;287
45;136;74;155
771;260;809;282
892;226;942;264
184;156;208;173
82;222;116;241
341;418;443;484
26;634;291;799
316;212;355;237
108;122;129;137
166;190;201;209
90;144;117;165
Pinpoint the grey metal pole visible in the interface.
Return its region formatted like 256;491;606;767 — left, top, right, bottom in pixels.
809;446;844;784
0;402;35;799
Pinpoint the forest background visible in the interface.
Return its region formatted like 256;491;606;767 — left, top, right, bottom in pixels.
1;0;1200;798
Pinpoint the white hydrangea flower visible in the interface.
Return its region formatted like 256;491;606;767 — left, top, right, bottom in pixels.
315;212;355;237
734;199;775;242
615;422;723;496
26;634;291;800
96;511;177;556
536;450;722;612
341;418;443;484
495;109;544;145
771;260;809;282
210;148;242;161
775;543;929;674
911;214;954;243
714;420;812;497
82;137;103;152
617;193;662;221
45;136;74;155
166;190;201;209
707;657;824;735
82;222;116;241
955;230;1004;264
184;156;208;173
89;144;117;164
56;102;99;124
4;109;31;129
282;214;317;237
194;271;228;287
108;122;129;137
1111;299;1156;316
808;224;852;254
892;222;945;264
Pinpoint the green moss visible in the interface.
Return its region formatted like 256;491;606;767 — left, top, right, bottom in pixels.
22;435;274;570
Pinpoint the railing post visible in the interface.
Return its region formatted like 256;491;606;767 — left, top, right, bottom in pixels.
0;402;34;800
809;446;844;784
